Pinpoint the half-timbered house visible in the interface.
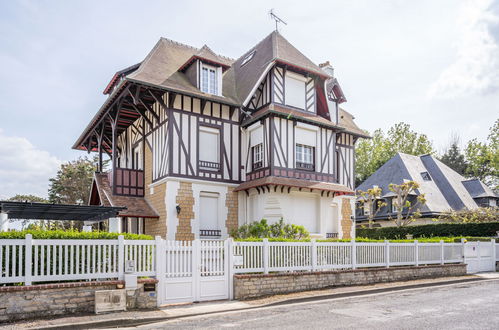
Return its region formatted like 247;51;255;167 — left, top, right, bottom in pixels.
74;31;368;240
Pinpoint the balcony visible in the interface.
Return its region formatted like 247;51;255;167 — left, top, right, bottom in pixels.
108;168;144;197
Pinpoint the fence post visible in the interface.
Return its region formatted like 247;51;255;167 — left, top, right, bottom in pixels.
192;239;201;302
385;240;390;268
311;239;317;272
154;236;165;307
414;240;419;267
118;235;125;280
263;238;269;274
491;239;496;271
227;238;234;300
476;240;481;270
351;239;357;270
440;240;444;265
25;234;33;285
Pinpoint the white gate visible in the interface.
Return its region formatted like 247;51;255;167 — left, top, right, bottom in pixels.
158;240;229;305
463;241;496;274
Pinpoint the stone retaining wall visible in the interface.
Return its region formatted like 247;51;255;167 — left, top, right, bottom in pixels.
0;279;158;323
234;264;467;300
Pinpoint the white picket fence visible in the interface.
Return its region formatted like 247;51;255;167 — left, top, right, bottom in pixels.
232;239;486;274
0;235;156;285
1;236;497;286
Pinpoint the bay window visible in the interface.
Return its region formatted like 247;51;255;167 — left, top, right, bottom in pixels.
295;144;314;170
199;126;220;171
252;143;263;170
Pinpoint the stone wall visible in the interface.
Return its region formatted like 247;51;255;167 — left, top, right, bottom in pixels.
0;279;158;323
225;187;238;234
175;181;195;241
144;145;167;238
340;198;353;239
234;264;467;300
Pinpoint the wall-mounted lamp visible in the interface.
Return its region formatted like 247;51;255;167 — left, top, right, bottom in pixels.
176;204;181;215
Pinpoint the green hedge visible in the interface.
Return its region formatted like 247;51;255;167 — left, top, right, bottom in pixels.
235;236;494;243
357;222;499;240
0;230;152;240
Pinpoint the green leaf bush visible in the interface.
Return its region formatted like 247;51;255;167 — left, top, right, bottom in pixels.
357;222;499;240
0;230;152;240
231;219;309;240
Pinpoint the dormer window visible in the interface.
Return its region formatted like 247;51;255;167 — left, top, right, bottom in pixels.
201;64;218;95
241;50;256;67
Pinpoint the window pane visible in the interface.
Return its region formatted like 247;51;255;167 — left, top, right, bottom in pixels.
202;67;209;93
209;69;217;94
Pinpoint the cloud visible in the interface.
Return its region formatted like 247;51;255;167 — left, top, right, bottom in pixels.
0;129;61;198
428;0;499;98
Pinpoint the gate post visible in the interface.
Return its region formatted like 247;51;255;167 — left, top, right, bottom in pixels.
226;238;234;300
477;241;481;271
263;238;269;274
491;239;496;272
311;239;317;271
385;240;390;268
351;239;357;270
440;240;444;265
192;239;201;302
414;240;419;267
155;236;166;307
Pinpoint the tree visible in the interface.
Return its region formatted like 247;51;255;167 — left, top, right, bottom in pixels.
389;181;427;227
355;122;434;186
439;134;468;175
48;155;99;205
465;119;498;191
356;186;387;229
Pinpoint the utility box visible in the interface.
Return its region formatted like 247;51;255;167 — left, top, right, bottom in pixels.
125;274;138;289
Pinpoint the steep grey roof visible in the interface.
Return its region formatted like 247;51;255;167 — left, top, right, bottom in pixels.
462;179;498;198
356;153;494;216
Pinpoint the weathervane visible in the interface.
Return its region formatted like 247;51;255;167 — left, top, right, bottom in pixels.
269;9;287;32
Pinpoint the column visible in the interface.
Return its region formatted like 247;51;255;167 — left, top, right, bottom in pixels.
0;212;9;232
109;217;121;233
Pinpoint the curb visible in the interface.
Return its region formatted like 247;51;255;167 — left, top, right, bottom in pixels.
34;277;489;329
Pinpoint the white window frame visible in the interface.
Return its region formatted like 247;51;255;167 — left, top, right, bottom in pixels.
285;71;307;110
252;143;263;170
199;126;220;171
295;144;314;170
201;63;219;95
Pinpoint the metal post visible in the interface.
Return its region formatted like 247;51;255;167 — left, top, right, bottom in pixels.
385;240;390;268
25;234;33;285
118;235;125;280
263;238;269;274
311;239;317;271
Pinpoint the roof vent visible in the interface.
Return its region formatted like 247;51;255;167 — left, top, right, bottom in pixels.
241;50;256;67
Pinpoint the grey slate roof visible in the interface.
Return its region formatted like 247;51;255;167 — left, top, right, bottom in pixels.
356;153;495;217
462;179;498;198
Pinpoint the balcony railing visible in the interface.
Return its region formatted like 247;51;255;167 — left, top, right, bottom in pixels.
109;168;144;197
326;232;338;239
199;160;220;172
200;229;222;237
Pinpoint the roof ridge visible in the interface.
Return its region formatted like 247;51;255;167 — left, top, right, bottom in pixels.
198;44;235;62
159;37;200;51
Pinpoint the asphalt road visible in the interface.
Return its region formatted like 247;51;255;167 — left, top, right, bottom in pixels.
136;279;499;330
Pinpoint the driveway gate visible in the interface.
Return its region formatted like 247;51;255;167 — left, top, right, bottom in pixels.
463;241;496;273
157;240;229;305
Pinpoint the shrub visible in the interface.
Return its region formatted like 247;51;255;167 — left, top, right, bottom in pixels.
0;229;152;240
357;222;499;240
437;208;499;223
231;219;309;240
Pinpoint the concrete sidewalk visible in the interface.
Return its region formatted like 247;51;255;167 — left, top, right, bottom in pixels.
1;274;494;330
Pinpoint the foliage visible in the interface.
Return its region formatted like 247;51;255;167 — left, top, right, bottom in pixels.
464;119;499;191
439;134;468;175
356;186;387;228
48;155;101;205
355;122;434;186
235;236;493;243
388;181;426;227
230;219;309;240
0;229;152;240
357;222;499;240
436;208;499;223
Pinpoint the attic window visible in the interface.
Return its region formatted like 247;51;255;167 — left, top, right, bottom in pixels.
241;50;256;67
421;172;432;181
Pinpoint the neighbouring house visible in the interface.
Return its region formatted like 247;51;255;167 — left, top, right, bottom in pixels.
355;153;498;227
74;31;368;240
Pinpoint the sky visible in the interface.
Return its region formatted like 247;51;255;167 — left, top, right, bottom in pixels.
0;0;498;199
